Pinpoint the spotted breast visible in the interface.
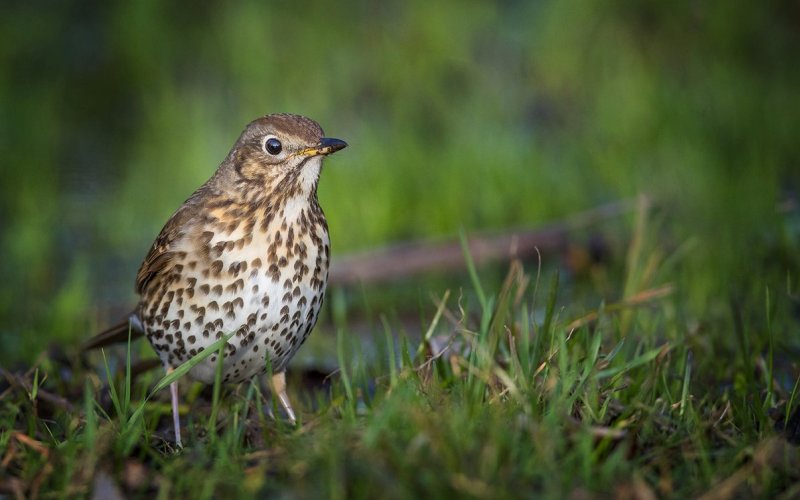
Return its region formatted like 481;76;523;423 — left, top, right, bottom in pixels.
140;199;330;384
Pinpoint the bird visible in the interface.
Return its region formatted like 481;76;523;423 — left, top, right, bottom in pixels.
86;113;347;447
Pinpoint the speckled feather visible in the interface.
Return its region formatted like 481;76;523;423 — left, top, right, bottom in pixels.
133;114;338;384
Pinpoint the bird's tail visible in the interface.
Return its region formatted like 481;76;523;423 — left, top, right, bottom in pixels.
83;313;144;350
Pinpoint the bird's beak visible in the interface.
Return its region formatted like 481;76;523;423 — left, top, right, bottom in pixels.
298;137;348;157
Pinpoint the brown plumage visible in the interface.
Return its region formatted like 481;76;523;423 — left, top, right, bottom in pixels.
90;113;347;446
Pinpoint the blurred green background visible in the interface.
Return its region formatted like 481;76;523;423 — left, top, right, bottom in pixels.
1;0;798;364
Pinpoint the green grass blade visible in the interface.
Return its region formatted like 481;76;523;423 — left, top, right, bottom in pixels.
786;372;800;429
680;350;693;419
596;344;666;380
764;286;774;410
152;331;235;394
123;323;132;417
83;380;96;449
415;290;449;359
337;328;354;405
381;315;398;388
541;271;560;352
207;336;227;437
101;349;123;420
459;229;487;311
603;338;626;363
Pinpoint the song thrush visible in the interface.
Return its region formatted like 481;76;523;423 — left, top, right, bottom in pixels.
90;113;347;446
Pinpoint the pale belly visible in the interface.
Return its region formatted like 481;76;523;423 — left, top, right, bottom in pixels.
141;222;329;384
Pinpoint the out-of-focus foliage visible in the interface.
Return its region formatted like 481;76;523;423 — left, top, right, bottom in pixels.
0;0;798;362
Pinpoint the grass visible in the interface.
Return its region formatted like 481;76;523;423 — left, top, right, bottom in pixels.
1;211;798;498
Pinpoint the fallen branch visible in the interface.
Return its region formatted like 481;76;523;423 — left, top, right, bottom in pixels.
329;197;647;286
0;368;76;413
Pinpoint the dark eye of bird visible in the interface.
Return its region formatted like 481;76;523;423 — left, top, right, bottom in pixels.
265;137;282;155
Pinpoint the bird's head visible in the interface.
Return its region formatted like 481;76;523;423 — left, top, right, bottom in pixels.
222;113;347;197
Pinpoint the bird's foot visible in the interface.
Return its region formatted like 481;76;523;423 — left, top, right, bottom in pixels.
271;371;297;425
167;367;183;448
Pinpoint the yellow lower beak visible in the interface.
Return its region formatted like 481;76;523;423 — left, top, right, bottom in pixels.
298;137;348;157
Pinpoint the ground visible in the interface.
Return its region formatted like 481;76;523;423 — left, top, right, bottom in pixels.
1;205;799;497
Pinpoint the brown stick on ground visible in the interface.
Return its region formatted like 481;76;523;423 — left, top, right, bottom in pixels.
0;368;76;413
329;198;647;286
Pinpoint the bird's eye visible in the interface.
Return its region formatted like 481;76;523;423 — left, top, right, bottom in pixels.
263;137;282;155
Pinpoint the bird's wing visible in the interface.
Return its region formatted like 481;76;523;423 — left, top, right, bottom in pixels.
135;204;197;294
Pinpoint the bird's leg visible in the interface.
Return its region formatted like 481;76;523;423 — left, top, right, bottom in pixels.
166;366;183;448
271;371;296;424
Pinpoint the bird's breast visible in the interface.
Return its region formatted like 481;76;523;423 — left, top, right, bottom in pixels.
142;199;330;383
